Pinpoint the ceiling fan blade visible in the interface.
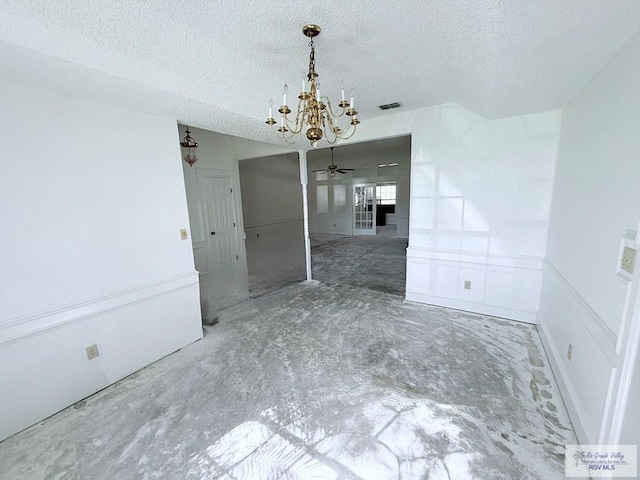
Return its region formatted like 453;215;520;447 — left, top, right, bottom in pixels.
312;169;329;173
339;168;355;171
336;170;350;174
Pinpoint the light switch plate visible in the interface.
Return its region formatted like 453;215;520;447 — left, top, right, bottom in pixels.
621;246;636;274
617;230;639;282
180;228;188;240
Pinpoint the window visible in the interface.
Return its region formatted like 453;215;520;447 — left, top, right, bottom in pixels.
333;184;346;213
316;185;329;213
376;183;396;205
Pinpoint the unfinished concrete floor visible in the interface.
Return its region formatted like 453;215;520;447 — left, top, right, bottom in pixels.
0;281;575;479
312;228;408;296
246;236;306;298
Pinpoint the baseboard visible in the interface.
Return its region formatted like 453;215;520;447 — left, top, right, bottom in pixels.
405;290;537;323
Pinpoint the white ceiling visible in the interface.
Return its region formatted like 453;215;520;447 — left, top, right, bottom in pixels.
1;1;639;147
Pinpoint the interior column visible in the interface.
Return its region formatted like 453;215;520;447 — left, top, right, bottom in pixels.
299;149;312;281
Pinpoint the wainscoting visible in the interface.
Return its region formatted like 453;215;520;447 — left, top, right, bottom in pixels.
538;261;622;445
406;247;544;324
0;271;203;441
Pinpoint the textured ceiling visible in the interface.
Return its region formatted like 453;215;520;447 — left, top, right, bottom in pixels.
1;1;640;147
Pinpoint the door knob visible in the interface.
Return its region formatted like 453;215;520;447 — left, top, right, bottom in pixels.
210;231;216;235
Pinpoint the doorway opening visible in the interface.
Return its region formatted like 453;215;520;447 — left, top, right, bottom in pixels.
238;153;306;297
307;135;411;296
375;181;397;238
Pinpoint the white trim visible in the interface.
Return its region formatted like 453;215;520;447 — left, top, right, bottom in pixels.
0;271;199;346
407;247;544;271
538;254;640;446
405;290;537;323
605;286;640;445
544;260;617;363
244;217;303;229
537;318;591;445
600;224;640;445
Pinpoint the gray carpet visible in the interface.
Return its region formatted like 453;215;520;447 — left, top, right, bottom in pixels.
0;281;575;479
311;235;409;296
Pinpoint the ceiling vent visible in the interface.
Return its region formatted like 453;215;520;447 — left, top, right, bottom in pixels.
379;102;402;110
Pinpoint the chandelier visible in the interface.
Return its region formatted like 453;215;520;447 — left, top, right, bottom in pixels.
266;24;360;147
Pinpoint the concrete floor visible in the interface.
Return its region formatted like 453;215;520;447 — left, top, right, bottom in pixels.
0;281;575;479
246;224;406;299
246;236;306;298
311;227;408;296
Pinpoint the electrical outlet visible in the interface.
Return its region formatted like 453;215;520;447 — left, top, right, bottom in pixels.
180;228;188;240
464;280;471;290
567;343;573;361
86;344;100;360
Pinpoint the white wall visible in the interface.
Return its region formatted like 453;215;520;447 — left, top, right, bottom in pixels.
307;142;411;238
239;153;303;241
239;153;306;292
339;105;561;324
0;81;202;441
538;30;640;445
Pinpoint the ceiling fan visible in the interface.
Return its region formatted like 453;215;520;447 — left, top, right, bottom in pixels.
312;147;354;177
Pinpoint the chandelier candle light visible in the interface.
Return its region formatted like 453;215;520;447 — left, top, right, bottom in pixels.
266;24;360;147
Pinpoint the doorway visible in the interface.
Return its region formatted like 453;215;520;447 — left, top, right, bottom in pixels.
375;181;397;238
238;153;306;297
198;169;247;312
307;136;411;296
353;183;376;236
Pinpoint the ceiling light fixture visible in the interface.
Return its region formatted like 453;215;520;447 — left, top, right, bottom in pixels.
179;127;199;167
266;24;360;148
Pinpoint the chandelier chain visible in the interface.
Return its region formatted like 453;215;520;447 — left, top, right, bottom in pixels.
308;38;316;80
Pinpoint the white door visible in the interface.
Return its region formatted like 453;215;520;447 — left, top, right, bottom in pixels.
199;171;246;310
353;183;376;236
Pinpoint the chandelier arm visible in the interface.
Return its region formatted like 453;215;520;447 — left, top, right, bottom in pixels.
269;123;302;144
324;126;338;144
324;121;358;144
281;131;303;144
280;98;307;135
288;100;307;134
336;125;358;141
323;101;357;141
322;97;348;119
